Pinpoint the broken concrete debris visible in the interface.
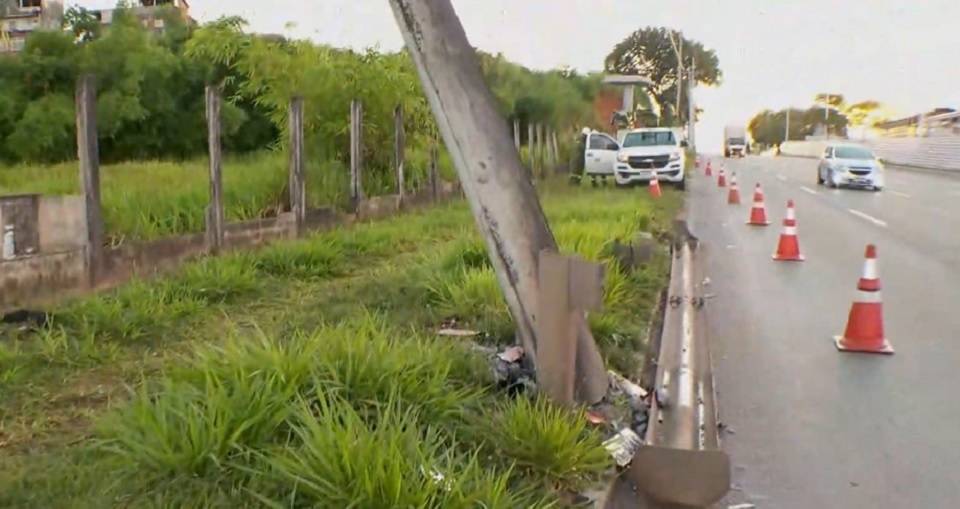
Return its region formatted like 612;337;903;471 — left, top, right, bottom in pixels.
603;428;643;467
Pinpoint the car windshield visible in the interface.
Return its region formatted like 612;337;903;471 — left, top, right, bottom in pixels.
834;146;874;159
622;131;675;147
729;138;746;145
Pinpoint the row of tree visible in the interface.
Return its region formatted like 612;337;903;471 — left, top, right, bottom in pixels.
0;4;601;172
749;94;886;149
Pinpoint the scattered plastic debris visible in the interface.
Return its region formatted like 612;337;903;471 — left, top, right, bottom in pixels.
609;371;648;403
603;428;643;467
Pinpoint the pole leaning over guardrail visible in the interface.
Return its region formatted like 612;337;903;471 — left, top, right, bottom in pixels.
387;0;607;404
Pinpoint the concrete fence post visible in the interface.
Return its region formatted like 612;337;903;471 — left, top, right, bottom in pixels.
394;104;406;207
536;123;545;178
527;122;535;171
513;118;521;151
350;99;365;212
205;85;225;254
551;129;561;174
288;96;306;236
76;74;104;287
429;136;439;202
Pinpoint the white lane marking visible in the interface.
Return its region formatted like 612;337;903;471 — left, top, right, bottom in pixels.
888;190;911;198
777;174;788;182
848;208;888;228
801;186;819;195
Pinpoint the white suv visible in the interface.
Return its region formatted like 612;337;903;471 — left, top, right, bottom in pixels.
614;128;687;189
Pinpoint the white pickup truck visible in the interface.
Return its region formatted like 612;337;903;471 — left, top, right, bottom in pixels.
582;128;687;189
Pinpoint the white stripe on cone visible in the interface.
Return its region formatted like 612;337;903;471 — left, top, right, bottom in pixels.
855;290;883;303
783;226;797;235
863;259;878;280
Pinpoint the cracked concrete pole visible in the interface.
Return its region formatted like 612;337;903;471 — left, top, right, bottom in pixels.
387;0;607;403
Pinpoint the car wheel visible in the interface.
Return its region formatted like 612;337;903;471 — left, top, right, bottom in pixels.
827;171;836;188
872;186;883;192
817;171;824;185
676;178;687;191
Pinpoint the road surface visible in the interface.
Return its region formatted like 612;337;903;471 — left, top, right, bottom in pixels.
687;156;960;508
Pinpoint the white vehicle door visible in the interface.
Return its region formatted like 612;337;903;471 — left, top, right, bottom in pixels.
585;133;619;175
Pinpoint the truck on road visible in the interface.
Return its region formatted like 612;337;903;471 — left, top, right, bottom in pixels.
724;125;747;158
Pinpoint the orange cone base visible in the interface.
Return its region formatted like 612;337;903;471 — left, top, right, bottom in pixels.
773;253;805;261
834;336;894;354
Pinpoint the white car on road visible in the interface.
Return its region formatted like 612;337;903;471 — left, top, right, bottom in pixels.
614;128;687;189
817;144;885;191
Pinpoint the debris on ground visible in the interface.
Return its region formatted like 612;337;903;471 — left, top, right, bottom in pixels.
497;346;524;363
586;410;607;426
603;428;643;467
728;504;756;509
475;345;534;395
609;371;648;406
437;328;479;338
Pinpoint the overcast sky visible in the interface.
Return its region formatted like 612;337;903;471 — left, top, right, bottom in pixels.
77;0;960;150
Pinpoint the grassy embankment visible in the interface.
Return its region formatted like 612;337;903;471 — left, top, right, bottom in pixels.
0;181;681;507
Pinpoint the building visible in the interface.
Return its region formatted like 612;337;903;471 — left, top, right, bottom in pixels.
874;108;958;138
92;0;193;34
0;0;191;53
0;0;64;53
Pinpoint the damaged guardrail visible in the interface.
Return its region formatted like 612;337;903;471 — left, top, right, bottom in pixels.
605;218;730;508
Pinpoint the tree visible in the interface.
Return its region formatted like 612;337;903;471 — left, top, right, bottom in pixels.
604;27;721;126
63;6;102;44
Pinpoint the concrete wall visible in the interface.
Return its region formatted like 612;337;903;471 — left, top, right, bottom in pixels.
1;249;87;311
781;136;960;172
38;195;87;252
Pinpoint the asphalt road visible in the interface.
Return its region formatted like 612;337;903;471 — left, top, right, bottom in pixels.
687;156;960;508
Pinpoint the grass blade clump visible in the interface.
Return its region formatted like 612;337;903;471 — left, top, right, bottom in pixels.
481;397;610;492
308;315;485;426
252;237;345;280
166;255;260;304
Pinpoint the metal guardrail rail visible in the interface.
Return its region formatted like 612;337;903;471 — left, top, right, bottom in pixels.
605;221;730;508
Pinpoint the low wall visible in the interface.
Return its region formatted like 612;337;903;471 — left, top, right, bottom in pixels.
781;136;960;172
2;182;460;313
1;249;87;311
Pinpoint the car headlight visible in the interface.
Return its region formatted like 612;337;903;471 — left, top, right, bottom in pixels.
669;152;681;162
617;153;629;163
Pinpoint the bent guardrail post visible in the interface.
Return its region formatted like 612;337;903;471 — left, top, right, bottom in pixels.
387;0;607;403
606;218;730;508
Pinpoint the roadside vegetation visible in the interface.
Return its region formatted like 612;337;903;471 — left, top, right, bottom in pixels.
0;7;606;241
0;183;681;507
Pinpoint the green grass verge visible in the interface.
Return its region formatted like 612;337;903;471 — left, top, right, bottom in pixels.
0;181;681;507
0;148;456;242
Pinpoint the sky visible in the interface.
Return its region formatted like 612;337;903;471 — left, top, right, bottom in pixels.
75;0;960;151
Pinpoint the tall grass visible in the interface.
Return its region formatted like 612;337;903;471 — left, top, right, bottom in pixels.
94;318;565;506
0;146;457;242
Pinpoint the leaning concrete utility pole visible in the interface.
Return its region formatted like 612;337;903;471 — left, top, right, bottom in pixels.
387;0;607;403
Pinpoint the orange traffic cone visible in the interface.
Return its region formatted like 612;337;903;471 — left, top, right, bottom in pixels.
727;173;741;205
773;200;804;261
705;161;713;177
649;171;662;199
835;245;893;354
717;168;727;188
746;184;771;226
